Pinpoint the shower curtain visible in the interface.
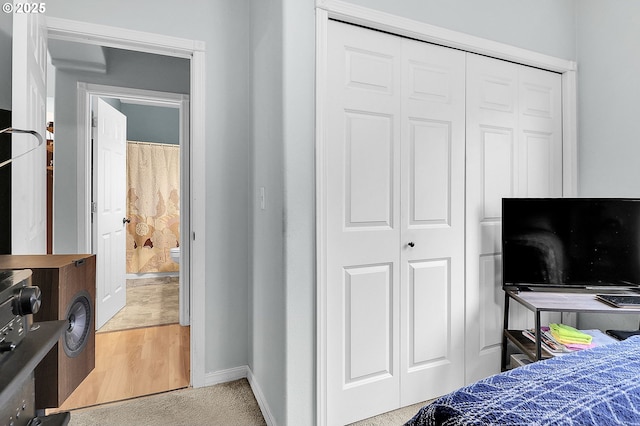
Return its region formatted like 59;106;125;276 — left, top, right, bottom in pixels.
126;141;180;273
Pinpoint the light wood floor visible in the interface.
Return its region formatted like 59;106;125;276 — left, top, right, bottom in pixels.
52;323;190;412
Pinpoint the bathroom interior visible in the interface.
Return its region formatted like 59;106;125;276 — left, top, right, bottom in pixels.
94;98;182;334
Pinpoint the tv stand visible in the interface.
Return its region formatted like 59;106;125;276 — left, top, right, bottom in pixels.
501;289;640;370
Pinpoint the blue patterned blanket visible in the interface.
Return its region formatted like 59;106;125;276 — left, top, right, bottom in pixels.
406;336;640;425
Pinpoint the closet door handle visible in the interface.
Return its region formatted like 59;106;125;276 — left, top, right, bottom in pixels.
407;242;415;248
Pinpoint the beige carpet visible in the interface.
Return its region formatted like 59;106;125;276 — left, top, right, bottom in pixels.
68;379;266;426
99;277;179;333
349;400;430;425
68;377;431;426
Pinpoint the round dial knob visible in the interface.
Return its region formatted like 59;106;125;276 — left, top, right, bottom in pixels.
12;286;42;316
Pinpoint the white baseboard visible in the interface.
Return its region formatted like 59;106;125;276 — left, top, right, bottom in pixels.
126;272;179;279
204;365;249;386
203;366;276;426
247;369;277;426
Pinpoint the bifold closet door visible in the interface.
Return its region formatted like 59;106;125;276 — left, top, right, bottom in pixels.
324;20;466;424
325;21;402;426
464;53;563;383
399;37;465;407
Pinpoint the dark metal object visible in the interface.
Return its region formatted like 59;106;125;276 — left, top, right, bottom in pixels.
0;269;69;426
0;270;36;356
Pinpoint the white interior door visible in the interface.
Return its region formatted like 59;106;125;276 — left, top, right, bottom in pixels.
11;8;47;254
93;97;127;329
399;37;466;407
324;21;467;424
464;53;562;383
325;21;402;425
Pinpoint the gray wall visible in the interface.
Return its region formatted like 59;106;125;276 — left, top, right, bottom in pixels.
0;12;11;110
120;103;180;145
96;97;179;144
574;0;640;331
339;0;577;60
46;0;250;380
249;0;286;425
53;47;189;253
576;1;640;197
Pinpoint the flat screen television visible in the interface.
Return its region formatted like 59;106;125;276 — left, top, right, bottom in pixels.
502;198;640;291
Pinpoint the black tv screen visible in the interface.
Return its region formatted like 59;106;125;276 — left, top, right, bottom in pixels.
502;198;640;290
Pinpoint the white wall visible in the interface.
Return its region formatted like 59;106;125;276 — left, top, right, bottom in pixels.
0;12;12;110
46;0;251;376
53;48;189;253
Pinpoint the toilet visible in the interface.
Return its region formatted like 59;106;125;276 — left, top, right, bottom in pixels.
170;247;180;264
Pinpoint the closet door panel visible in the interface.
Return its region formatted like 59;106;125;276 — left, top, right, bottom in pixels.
518;66;563;327
325;20;402;425
465;54;519;383
409;120;451;225
400;38;466;406
345;264;394;382
465;54;563;383
408;259;450;365
344;112;394;227
519;66;563;198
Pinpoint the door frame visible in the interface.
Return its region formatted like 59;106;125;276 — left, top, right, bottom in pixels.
82;84;191;328
47;17;207;388
315;1;578;424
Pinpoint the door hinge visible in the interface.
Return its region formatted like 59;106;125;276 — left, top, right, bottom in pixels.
91;113;97;138
91;202;97;213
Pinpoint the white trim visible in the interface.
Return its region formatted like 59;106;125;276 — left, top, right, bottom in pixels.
46;18;206;391
77;82;91;252
189;49;206;388
179;93;191;327
247;369;277;426
315;2;579;425
46;17;202;58
316;0;577;73
126;272;179;279
562;70;579;197
203;366;276;426
204;365;250;386
315;8;329;426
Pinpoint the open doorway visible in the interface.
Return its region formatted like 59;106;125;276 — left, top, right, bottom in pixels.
93;95;186;333
45;41;194;409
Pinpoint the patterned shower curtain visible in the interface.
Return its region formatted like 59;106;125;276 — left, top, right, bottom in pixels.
126;141;180;273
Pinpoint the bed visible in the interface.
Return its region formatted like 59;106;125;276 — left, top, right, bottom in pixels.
406;335;640;425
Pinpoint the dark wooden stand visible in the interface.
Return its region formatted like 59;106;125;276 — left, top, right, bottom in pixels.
0;255;96;409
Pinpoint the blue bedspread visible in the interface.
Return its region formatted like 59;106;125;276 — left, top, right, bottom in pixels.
406;336;640;425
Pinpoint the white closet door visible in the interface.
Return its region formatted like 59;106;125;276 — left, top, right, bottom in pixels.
325;20;402;425
399;38;466;406
11;11;47;254
465;53;562;383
